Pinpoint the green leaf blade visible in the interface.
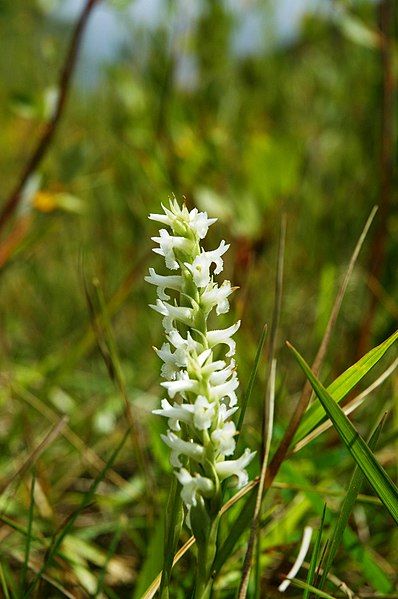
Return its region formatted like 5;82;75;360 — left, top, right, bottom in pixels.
304;504;326;599
288;342;398;525
236;324;267;434
320;414;386;589
294;329;398;445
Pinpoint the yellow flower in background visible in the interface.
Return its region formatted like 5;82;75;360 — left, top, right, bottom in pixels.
33;191;57;213
33;191;85;214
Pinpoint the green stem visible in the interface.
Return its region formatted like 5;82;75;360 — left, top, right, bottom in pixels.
159;477;183;599
194;514;220;599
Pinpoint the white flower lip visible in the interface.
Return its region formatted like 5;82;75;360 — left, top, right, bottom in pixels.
154;342;187;380
161;375;198;399
201;280;235;315
192;395;216;430
215;449;256;488
152;398;193;431
149;299;194;332
206;321;241;357
184;240;230;288
167;329;201;354
161;431;205;468
152;229;192;270
211;421;237;456
145;268;183;300
176;468;214;507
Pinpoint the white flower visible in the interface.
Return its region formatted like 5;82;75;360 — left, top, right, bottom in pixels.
184;254;212;287
215;449;256;488
149;200;216;240
154;343;187;380
217;403;238;424
195;348;212;367
149;299;194;332
210;371;239;407
206;321;241;357
161;372;198;399
149;204;174;227
201;280;235;315
192;395;216;430
188;208;217;239
161;431;204;468
185;241;230;288
152;398;193;431
211;421;236;456
209;360;236;385
167;328;202;355
145;268;183;300
201;359;227;375
152;229;192;270
186;348;213;377
153;396;216;432
176;468;214;507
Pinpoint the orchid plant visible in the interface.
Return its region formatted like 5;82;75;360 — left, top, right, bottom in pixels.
146;199;255;598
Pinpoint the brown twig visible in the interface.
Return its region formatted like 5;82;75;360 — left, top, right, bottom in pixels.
0;0;100;236
0;215;32;268
238;217;286;599
357;0;395;356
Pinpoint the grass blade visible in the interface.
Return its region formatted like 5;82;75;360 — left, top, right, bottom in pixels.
319;413;387;589
238;217;285;599
133;517;165;599
288;342;398;525
212;489;257;576
94;517;123;598
25;427;130;597
20;473;36;595
281;464;392;592
236;324;267;434
84;274;153;493
294;329;398;444
0;563;11;599
238;357;277;599
304;504;326;599
158;476;183;599
288;578;335;599
294;357;398;453
139;480;260;599
268;207;377;489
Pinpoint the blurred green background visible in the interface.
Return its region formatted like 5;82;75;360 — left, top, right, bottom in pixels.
0;0;397;596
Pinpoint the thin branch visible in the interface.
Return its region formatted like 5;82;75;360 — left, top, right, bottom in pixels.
238;220;286;599
357;0;395;356
238;216;286;599
238;359;276;599
0;0;101;236
262;216;286;452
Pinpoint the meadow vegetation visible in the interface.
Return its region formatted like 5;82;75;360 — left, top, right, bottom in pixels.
0;1;397;597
